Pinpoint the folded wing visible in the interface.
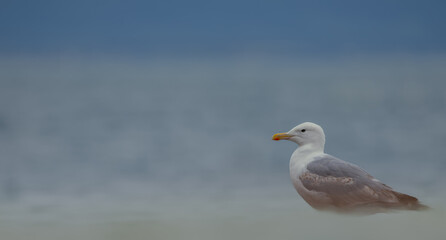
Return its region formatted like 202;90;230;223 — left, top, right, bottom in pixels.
300;155;424;211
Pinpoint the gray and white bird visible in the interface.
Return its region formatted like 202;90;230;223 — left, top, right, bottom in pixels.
272;122;427;213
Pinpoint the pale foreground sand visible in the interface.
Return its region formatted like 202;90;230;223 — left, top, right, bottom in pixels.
1;192;445;240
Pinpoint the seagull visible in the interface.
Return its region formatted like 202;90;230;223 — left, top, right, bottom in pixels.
272;122;427;213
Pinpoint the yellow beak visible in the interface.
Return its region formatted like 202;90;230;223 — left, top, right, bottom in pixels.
272;132;293;141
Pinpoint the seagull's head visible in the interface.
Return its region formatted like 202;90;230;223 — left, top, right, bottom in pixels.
272;122;325;148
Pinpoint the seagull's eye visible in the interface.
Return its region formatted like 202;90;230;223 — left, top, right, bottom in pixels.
301;129;306;132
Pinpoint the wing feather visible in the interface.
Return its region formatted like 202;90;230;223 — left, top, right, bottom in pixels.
300;155;420;210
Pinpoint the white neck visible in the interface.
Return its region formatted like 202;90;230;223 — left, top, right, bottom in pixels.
295;142;324;154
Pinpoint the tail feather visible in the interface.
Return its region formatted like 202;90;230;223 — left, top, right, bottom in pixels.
393;191;429;210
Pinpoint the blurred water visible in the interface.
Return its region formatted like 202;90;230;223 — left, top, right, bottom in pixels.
1;55;445;239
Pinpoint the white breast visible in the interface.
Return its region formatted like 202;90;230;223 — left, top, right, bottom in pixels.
289;148;324;187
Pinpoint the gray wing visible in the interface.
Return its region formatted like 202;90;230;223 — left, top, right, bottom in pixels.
300;155;406;208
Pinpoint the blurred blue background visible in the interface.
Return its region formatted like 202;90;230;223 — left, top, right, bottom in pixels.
1;1;446;239
1;0;446;56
